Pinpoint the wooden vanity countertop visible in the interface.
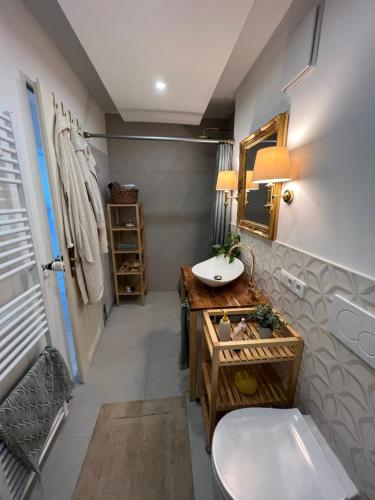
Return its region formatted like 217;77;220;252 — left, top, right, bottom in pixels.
181;266;268;311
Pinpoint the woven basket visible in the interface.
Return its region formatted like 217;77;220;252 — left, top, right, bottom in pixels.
108;182;138;204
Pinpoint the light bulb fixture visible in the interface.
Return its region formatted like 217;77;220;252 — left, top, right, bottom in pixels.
252;146;295;210
216;170;238;207
155;81;166;91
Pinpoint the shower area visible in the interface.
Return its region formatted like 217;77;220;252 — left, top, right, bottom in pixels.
99;115;234;291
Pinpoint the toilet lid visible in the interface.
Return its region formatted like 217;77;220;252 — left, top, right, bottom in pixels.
212;408;348;500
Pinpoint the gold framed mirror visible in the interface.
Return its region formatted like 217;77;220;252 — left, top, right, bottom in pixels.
237;112;289;240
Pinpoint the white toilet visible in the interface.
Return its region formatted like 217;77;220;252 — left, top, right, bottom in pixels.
212;408;359;500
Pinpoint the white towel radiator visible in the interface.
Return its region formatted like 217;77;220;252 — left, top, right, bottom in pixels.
0;111;66;500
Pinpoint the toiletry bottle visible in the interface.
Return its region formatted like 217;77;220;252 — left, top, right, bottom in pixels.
218;310;231;341
232;318;247;341
232;318;247;352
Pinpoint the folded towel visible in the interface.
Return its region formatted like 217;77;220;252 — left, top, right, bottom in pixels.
0;346;73;473
179;298;190;370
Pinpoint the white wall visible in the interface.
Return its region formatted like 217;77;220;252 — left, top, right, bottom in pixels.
233;0;375;280
0;0;109;381
0;0;107;154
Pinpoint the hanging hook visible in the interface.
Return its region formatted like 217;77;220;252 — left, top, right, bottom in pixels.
76;117;82;133
60;101;66;116
68;109;72;123
52;92;57;109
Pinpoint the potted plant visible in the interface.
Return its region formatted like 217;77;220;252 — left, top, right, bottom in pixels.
212;233;240;263
249;304;281;339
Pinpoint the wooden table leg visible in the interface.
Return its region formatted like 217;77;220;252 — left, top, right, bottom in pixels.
207;348;219;450
287;340;303;406
189;310;197;401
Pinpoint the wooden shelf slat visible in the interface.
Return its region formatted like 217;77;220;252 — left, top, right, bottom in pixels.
108;203;141;207
114;248;143;254
112;226;143;231
202;362;288;411
205;314;299;366
115;264;145;276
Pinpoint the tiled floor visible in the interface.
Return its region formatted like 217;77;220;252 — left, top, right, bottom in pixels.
30;291;214;500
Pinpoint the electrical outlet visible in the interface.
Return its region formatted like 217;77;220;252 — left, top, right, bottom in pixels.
293;278;305;298
280;269;305;298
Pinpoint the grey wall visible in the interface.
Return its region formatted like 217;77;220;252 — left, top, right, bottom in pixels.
106;115;231;291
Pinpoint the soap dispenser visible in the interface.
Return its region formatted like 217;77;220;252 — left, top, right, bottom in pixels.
218;310;231;341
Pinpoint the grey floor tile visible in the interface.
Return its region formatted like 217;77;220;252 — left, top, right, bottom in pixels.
148;292;181;321
188;423;215;500
60;358;148;438
185;394;205;426
145;356;187;399
150;321;180;359
104;308;153;334
94;325;151;363
30;435;90;500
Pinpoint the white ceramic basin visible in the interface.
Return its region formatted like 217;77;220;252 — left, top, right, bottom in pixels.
192;255;244;287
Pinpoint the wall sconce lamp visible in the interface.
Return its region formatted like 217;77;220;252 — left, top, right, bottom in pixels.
245;171;259;205
216;170;260;207
216;170;238;207
252;146;294;209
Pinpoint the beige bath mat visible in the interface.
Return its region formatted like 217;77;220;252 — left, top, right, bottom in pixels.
72;396;194;500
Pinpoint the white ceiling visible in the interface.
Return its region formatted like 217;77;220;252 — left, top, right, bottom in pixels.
206;0;294;118
58;0;292;124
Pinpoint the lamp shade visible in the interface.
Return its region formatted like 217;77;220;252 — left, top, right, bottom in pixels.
216;170;238;191
252;146;292;184
246;171;259;191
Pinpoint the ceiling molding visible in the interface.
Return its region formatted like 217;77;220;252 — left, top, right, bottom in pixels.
119;109;202;126
206;0;294;118
23;0;116;112
58;0;256;124
25;0;293;121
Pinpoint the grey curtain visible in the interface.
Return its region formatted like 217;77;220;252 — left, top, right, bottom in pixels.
212;143;233;245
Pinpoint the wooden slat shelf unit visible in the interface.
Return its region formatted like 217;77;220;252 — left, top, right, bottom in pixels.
107;203;147;305
202;363;288;411
201;307;303;449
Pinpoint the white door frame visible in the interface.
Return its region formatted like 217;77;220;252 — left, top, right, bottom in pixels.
16;73;72;373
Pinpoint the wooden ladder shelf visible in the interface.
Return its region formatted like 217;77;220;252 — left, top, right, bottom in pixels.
107;204;147;305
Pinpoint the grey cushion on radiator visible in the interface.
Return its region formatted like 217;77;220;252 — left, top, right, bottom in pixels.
0;346;73;473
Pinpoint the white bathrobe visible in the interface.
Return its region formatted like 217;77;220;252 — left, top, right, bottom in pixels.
54;107;104;304
70;124;108;253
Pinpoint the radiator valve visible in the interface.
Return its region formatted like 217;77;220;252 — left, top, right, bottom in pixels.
41;256;65;272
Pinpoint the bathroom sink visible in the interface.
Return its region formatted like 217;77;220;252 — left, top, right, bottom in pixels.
192;255;244;287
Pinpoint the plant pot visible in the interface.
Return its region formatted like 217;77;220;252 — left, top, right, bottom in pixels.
259;326;273;339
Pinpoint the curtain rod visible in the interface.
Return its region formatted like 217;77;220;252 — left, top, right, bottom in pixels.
83;132;234;145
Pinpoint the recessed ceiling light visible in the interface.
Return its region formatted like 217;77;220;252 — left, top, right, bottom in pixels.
155;81;166;91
